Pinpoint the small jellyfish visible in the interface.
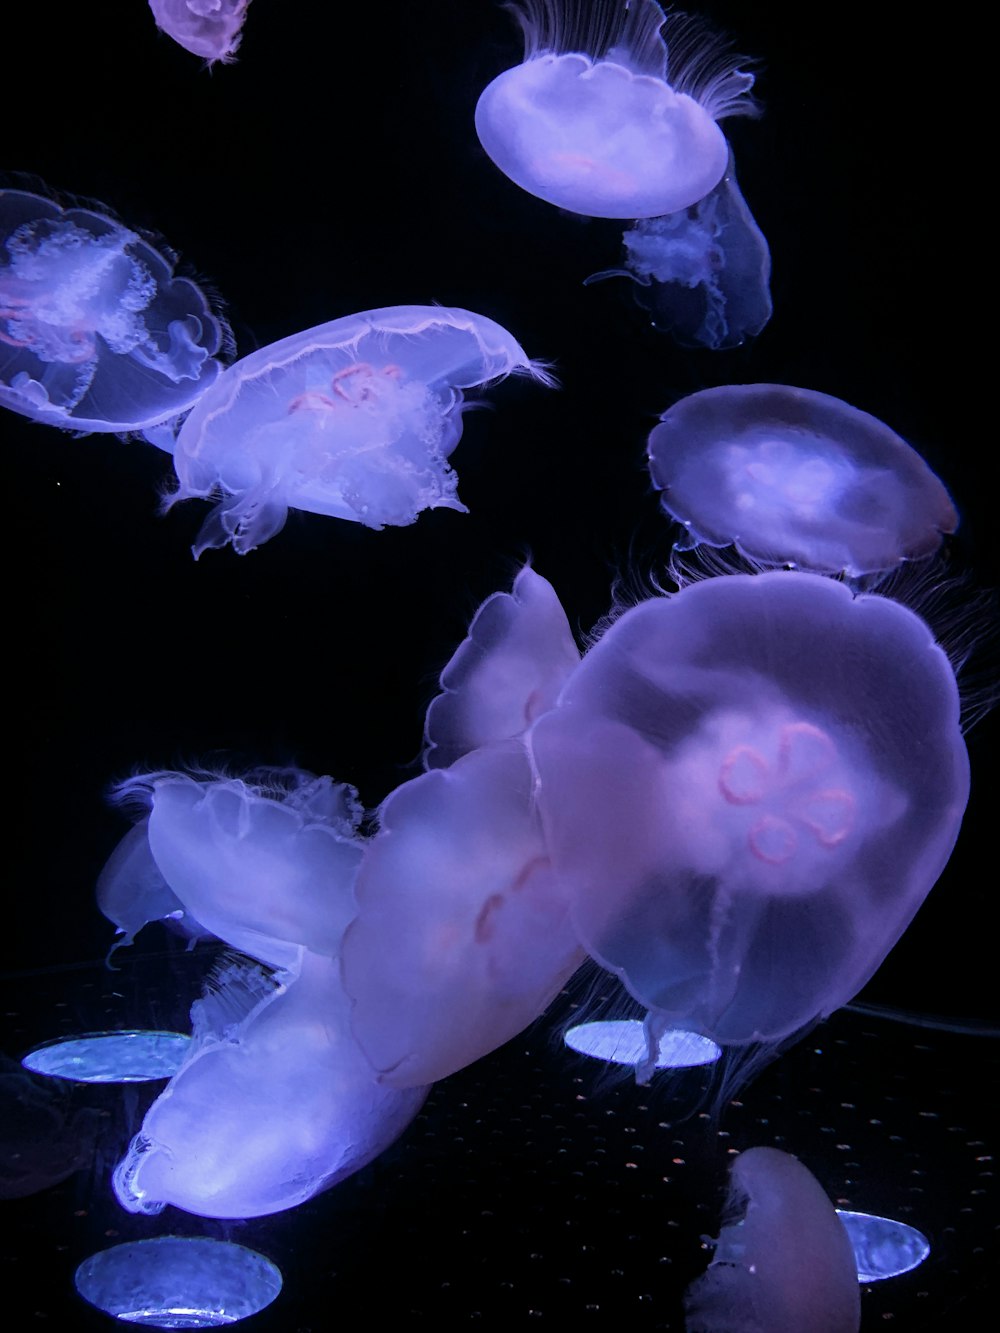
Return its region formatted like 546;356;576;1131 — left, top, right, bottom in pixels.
114;952;427;1219
613;150;772;349
423;563;581;769
685;1147;860;1333
167;305;550;556
0;188;226;432
148;0;251;64
103;767;365;971
530;572;969;1049
475;1;756;219
647;384;958;577
341;741;585;1089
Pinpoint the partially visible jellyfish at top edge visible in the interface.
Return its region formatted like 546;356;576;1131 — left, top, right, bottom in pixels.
475;0;758;219
0;188;227;434
148;0;251;64
685;1148;860;1333
165;305;551;557
529;571;970;1063
589;149;772;350
647;384;958;578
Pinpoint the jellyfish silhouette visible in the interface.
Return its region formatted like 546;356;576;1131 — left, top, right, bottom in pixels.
423;563;581;770
647;384;958;576
341;741;585;1089
612;150;772;349
685;1147;860;1333
475;0;756;219
530;572;969;1050
114;952;427;1219
103;766;425;1219
148;0;251;64
167;305;550;556
0;188;226;432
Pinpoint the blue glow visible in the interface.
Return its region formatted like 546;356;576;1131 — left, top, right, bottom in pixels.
835;1210;931;1282
22;1030;190;1083
75;1237;281;1328
564;1019;721;1068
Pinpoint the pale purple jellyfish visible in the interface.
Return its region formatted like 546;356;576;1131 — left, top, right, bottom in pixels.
341;740;586;1089
0;189;226;433
475;1;756;219
103;766;427;1219
114;952;427;1220
613;150;772;349
423;563;581;769
685;1147;860;1333
647;385;958;577
530;572;969;1050
148;0;251;64
167;305;550;556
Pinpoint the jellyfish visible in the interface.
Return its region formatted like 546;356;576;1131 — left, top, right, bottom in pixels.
341;741;586;1089
148;0;251;64
166;305;550;556
685;1147;860;1333
99;767;366;971
0;188;226;432
423;563;581;769
647;384;958;577
113;951;427;1219
529;571;969;1051
608;150;772;349
474;0;756;219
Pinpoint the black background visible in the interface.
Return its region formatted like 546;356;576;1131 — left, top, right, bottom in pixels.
2;3;996;1328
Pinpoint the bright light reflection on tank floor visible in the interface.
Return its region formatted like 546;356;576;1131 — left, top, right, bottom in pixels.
22;1030;190;1083
75;1237;282;1328
564;1019;722;1068
836;1210;931;1281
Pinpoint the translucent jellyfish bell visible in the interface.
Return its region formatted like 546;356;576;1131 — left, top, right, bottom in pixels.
648;384;958;577
168;305;550;556
530;572;969;1048
0;188;225;432
685;1148;861;1333
475;0;757;219
148;0;251;64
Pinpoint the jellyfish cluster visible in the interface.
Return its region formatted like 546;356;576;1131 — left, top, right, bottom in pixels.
6;1;993;1329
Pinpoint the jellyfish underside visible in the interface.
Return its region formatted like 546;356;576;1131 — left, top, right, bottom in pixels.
169;305;546;555
148;0;251;64
0;188;224;431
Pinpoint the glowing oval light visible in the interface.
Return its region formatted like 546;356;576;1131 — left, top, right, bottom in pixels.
835;1210;931;1281
564;1019;721;1068
75;1237;282;1328
22;1030;190;1083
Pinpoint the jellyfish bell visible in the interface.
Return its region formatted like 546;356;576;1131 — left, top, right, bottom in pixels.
167;304;550;556
685;1147;861;1333
0;188;226;433
647;384;958;577
530;571;969;1051
148;0;251;65
475;0;757;219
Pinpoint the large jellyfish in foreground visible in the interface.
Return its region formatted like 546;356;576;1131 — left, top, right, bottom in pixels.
610;150;772;349
685;1147;860;1333
0;189;226;432
475;0;757;219
167;305;550;556
104;768;426;1218
647;384;958;577
148;0;251;64
530;572;969;1048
